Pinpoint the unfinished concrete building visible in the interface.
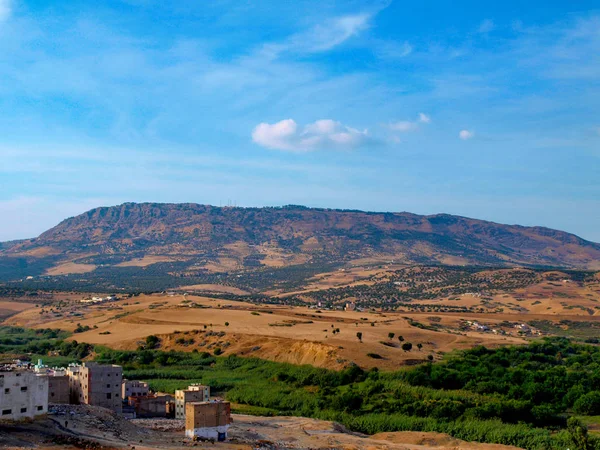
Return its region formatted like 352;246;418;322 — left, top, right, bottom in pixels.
0;370;48;420
128;394;173;418
122;379;149;399
185;401;231;441
67;362;122;413
175;384;210;419
48;374;69;404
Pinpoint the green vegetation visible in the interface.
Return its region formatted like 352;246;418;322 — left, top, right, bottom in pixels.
0;326;70;354
0;325;91;364
89;338;600;449
74;323;91;333
2;327;600;449
574;392;600;416
529;320;600;340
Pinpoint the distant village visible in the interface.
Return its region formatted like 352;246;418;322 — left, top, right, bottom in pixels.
460;320;543;337
0;360;231;442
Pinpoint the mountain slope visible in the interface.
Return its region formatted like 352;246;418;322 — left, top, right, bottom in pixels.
2;203;600;279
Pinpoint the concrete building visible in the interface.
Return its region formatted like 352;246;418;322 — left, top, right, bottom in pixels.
48;375;69;404
185;401;231;441
128;394;173;418
66;362;122;413
0;370;48;420
175;384;210;419
122;380;149;399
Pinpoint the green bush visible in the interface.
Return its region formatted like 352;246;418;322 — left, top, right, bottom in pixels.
573;391;600;416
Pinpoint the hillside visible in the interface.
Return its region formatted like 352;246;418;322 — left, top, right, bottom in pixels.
1;203;599;284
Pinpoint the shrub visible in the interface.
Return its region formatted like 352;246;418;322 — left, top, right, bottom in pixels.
573;391;600;415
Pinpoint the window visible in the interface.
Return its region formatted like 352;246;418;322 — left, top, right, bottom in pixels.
20;408;27;413
21;386;27;392
51;393;55;397
4;388;9;394
37;406;43;411
116;394;119;398
106;393;111;399
107;384;110;388
2;409;11;415
16;373;21;377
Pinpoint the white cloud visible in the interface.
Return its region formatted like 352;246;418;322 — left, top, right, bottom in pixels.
418;113;431;124
389;112;431;133
375;40;413;59
260;12;372;58
389;121;418;132
0;0;11;22
459;130;475;140
252;119;372;151
478;19;495;33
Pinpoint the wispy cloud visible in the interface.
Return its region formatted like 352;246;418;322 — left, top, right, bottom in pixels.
459;130;475;140
374;40;413;59
389;113;431;132
252;119;372;151
478;19;495;33
260;13;372;58
0;0;11;22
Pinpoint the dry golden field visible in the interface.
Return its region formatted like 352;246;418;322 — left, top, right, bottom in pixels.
0;292;548;370
3;266;600;371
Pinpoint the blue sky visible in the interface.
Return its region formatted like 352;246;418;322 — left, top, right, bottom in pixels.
0;0;599;242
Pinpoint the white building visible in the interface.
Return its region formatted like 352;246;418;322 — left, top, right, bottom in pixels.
122;380;149;399
175;384;210;419
0;370;48;420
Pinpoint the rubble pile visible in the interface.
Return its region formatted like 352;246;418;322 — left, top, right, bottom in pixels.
49;404;153;442
131;418;185;432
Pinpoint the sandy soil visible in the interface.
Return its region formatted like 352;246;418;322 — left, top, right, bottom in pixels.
0;301;37;320
45;262;97;276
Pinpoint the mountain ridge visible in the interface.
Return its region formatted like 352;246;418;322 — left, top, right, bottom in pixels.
2;202;599;277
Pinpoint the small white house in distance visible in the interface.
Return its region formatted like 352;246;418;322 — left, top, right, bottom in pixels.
0;370;48;420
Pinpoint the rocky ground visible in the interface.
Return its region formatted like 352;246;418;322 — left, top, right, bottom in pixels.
0;405;522;450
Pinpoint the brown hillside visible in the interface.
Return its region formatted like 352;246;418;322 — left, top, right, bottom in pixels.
2;203;599;282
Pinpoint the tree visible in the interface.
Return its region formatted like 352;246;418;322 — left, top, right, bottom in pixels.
398;335;404;342
225;322;230;327
567;417;591;450
427;354;434;361
574;391;600;415
388;332;395;340
145;335;160;349
402;342;413;352
417;343;423;351
356;332;363;343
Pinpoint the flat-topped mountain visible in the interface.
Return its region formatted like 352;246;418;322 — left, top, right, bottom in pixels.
1;203;599;281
